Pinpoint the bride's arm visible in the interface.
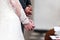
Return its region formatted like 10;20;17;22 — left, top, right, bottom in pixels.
10;0;35;30
10;0;29;24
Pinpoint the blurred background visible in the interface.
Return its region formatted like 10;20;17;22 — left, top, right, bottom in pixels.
24;0;60;40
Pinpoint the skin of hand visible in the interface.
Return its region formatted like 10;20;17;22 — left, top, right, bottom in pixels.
25;5;32;16
56;39;60;40
24;19;35;31
24;5;34;31
28;5;32;11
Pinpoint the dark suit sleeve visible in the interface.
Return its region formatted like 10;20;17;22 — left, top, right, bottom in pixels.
19;0;31;9
26;0;31;6
19;0;26;9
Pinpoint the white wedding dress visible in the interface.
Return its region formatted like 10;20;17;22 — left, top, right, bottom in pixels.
0;0;29;40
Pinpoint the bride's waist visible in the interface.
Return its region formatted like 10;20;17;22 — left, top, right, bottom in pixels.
0;11;19;20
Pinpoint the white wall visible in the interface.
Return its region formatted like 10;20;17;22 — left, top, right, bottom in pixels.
33;0;60;30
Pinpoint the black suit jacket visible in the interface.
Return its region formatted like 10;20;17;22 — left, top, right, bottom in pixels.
19;0;31;9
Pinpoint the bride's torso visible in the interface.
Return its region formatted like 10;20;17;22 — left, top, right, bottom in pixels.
0;0;20;22
0;0;24;40
0;0;14;13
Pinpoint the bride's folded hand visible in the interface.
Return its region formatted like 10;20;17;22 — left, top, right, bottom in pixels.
24;20;35;31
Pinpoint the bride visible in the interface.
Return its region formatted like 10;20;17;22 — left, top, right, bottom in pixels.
0;0;34;40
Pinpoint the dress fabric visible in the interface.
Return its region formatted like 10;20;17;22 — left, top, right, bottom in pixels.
0;0;25;40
